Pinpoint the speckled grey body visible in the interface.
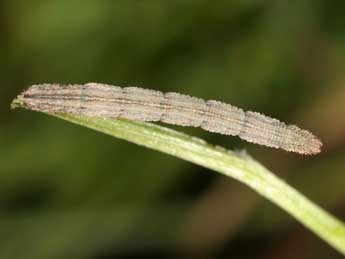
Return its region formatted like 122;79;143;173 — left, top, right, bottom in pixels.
15;83;322;154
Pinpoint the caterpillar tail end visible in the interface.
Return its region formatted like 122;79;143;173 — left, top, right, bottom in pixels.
283;125;322;155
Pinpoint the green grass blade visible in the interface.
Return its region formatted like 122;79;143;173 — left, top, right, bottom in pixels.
12;103;345;255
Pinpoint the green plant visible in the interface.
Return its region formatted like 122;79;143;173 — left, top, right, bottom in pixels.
12;99;345;255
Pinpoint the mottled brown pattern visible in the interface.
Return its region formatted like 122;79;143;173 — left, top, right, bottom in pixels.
15;83;322;154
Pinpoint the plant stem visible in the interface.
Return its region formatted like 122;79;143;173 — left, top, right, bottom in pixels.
12;100;345;254
53;114;345;255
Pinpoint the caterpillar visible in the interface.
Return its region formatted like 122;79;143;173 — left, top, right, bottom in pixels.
13;83;322;155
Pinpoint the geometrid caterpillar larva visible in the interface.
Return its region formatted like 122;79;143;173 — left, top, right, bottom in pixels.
12;83;322;155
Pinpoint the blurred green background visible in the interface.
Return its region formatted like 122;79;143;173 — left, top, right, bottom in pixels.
2;1;345;258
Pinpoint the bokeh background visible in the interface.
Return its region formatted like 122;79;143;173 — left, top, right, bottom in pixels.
2;1;345;258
